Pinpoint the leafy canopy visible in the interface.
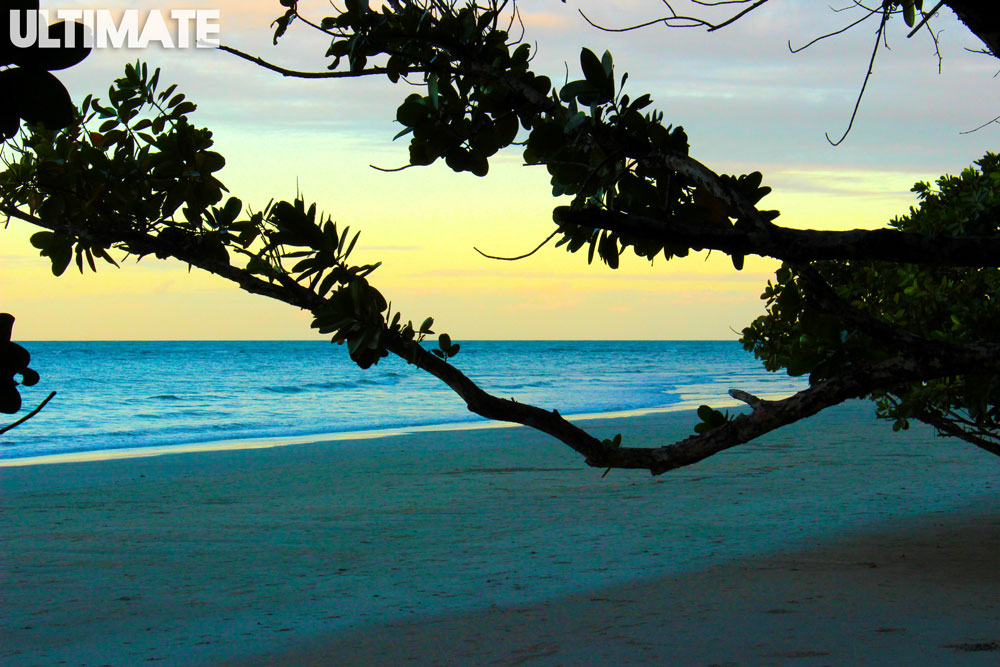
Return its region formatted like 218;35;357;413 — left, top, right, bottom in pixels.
743;155;1000;451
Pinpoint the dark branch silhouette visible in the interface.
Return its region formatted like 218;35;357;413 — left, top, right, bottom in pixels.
4;1;1000;473
474;230;559;261
0;392;56;436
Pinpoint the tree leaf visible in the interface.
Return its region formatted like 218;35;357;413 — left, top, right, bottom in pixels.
579;48;607;89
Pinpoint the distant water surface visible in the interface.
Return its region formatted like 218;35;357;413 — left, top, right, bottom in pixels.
4;341;805;460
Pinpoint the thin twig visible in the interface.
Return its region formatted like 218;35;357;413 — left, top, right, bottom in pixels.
788;9;877;53
579;0;769;33
826;8;889;146
369;163;419;172
0;391;56;435
707;0;770;31
905;1;945;39
217;44;390;79
474;229;559;260
960;114;1000;135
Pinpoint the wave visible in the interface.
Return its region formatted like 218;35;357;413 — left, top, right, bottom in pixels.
266;380;359;393
491;380;555;390
135;409;230;419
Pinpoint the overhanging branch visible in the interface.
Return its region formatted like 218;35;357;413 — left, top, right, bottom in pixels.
554;206;1000;266
217;45;392;79
0;391;56;435
7;201;1000;473
914;408;1000;457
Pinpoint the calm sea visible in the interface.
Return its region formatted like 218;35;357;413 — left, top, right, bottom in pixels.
3;340;805;460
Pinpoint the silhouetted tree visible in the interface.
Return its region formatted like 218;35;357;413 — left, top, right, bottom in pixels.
1;2;89;430
1;1;998;471
1;1;90;139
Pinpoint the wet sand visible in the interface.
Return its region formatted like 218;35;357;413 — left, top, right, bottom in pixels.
1;402;997;665
253;503;1000;666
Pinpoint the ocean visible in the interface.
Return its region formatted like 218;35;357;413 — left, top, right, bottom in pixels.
3;340;806;461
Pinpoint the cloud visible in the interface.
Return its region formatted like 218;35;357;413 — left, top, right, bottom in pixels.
519;11;576;31
766;169;932;197
403;267;774;285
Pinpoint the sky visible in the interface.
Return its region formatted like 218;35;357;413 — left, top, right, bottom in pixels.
3;0;998;340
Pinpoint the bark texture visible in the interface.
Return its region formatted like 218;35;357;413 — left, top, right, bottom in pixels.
945;1;1000;56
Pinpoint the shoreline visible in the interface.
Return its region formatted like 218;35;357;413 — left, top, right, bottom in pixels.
0;392;783;468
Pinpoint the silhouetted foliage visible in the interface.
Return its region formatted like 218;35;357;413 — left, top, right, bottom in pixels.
743;155;1000;456
0;314;38;414
0;2;89;430
0;313;54;436
1;2;91;140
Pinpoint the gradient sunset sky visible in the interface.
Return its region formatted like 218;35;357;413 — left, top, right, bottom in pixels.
3;1;997;340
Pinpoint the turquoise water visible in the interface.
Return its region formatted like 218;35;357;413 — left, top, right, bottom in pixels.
3;340;805;460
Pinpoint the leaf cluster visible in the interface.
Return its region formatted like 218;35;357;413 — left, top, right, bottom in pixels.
693;405;730;434
2;63;453;374
742;153;1000;443
2;62;232;275
1;3;91;139
272;1;778;272
0;314;39;414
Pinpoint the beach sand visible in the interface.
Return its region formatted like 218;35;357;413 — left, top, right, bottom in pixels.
252;506;1000;666
2;402;998;665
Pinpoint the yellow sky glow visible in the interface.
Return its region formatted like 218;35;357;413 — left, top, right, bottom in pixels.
2;1;989;341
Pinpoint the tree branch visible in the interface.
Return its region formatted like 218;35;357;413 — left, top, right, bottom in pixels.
0;204;324;310
913;408;1000;457
729;388;769;411
0;391;56;435
9;194;1000;474
553;206;1000;266
229;3;1000;271
8;3;1000;474
474;229;558;261
636;347;1000;474
794;265;940;351
578;0;770;34
944;1;1000;58
217;44;392;79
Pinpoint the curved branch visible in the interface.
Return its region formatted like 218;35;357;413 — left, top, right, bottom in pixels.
788;9;878;53
961;113;1000;135
8;197;1000;473
914;408;1000;457
579;0;769;33
474;229;558;261
577;11;675;33
217;44;391;79
369;163;419;172
0;391;56;435
825;8;889;147
637;346;1000;474
391;339;1000;476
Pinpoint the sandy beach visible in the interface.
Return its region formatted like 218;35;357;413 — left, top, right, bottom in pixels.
2;402;998;665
